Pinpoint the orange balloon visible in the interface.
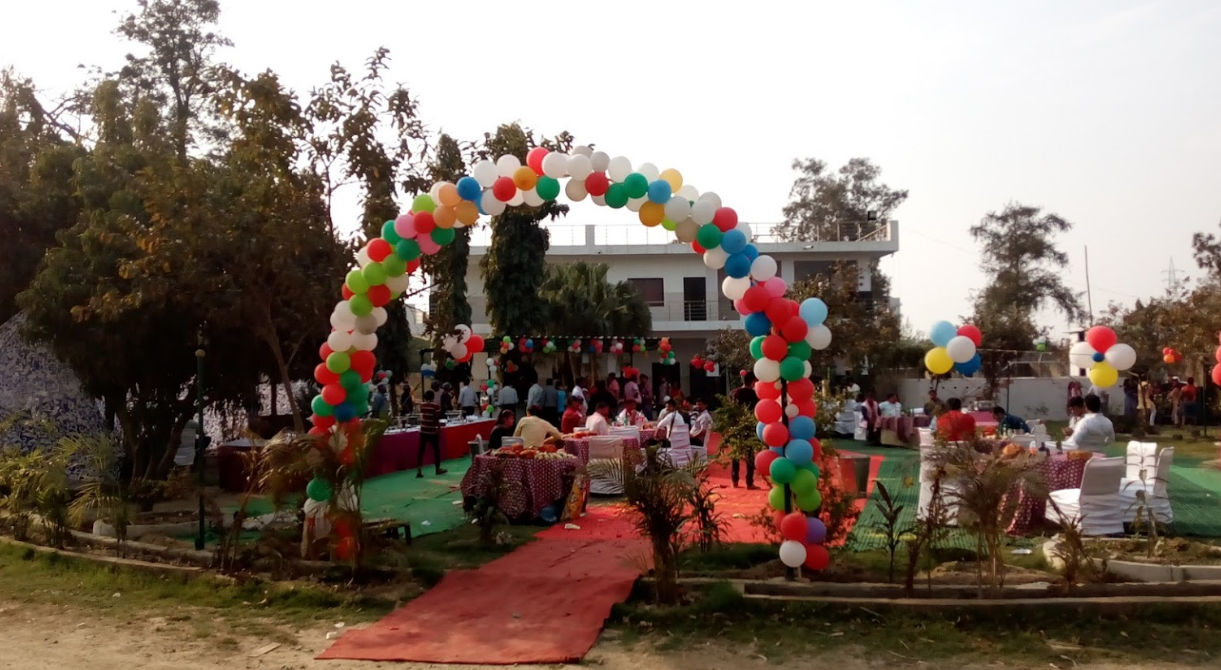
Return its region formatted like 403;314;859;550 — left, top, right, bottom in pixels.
433;205;457;229
455;200;479;225
512;165;538;191
659;168;683;192
639;201;665;227
437;182;461;207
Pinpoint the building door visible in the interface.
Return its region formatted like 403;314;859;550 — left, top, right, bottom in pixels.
683;277;706;321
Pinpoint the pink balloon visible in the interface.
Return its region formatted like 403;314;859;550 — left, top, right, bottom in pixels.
733;298;752;316
764;277;787;298
394;213;417;239
417;235;441;255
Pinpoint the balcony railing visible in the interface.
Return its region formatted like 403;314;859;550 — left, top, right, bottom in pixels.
467;221;892;248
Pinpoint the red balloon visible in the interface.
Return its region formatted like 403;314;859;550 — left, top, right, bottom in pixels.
809;438;823;461
755;449;779;474
319;342;333;360
691;355;703;367
756;380;782;400
713;207;738;232
321;383;347;405
692;241;705;254
765;299;793;326
527;147;548;175
703;361;716;372
761;335;788;361
492;176;517;202
780;512;808;542
335;536;357;560
314;363;338;385
468;335;484;355
1085;326;1117;353
762;422;789;447
787;378;815;400
585;171;610;196
804;544;830;570
742;285;771;313
367;238;392;262
754;399;782;423
341;284;354;300
1214;346;1221;364
308;426;329;437
367;284;392;307
733;298;751;316
793;399;818;417
407;259;421;274
957;324;982;347
332;517;354;538
781;315;809;343
1212;363;1221;387
311;414;336;429
350;350;376;376
413;211;436;235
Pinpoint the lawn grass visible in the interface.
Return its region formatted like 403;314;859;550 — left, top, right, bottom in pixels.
370;522;540;586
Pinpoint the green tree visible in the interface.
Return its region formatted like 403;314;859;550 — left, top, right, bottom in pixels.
422;133;474;352
788;261;906;374
777;157;907;242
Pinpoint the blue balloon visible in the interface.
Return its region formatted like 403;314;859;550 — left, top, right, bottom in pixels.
725;252;752;278
789;415;816;440
721;229;747;254
1092;352;1105;363
334;402;356;422
526;338;534;349
539;504;559;524
647;179;672;204
806;517;827;544
456;176;482;202
954;352;982;376
770;446;784;455
756;422;767;441
930;320;957;347
800;298;828;327
743;244;759;262
744;311;772;336
786;439;814;466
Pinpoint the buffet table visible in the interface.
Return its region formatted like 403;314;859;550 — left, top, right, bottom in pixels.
561;436;641;464
365;419;496;477
460;453;578;519
879;415;931;446
1004;453;1088;535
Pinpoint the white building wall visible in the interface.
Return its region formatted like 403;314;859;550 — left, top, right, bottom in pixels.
897;377;1124;421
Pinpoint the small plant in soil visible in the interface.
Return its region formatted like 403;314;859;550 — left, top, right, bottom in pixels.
870;481;907;583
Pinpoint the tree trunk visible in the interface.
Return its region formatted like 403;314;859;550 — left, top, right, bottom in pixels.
652;537;679;604
260;311;303;432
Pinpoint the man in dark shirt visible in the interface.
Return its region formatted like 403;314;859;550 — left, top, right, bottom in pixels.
729;375;759;489
990;406;1031;433
542;378;560;425
416;390;447;478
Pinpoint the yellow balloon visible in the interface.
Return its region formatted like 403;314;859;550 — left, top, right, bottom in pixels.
433;205;457;229
639;202;665;227
925;347;953;375
437;182;461;207
1088;362;1118;388
512;165;538;191
455;200;479;225
659;168;683;192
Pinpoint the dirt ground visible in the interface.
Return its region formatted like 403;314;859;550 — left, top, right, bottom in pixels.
0;598;1206;670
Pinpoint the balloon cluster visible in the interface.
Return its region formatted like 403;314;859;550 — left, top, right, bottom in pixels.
441;324;483;364
690;355;716;373
622;365;640;379
631;337;646;353
924;321;982;376
609;339;625;354
568;339;582;354
499;336;513;354
1212;335;1221;386
542;339;557;354
517;337;535;353
1162;347;1181;364
658;337;676;365
590;339;605;354
1068;326;1135;387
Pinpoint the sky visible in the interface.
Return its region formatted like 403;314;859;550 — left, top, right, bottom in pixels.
4;0;1220;336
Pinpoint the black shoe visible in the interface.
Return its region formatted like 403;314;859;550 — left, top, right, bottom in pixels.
731;480;739;488
746;483;759;490
435;468;448;476
416;471;424;478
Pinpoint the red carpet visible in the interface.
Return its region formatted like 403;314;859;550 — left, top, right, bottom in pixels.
319;535;647;664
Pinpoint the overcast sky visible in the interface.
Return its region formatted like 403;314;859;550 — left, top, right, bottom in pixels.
4;0;1220;336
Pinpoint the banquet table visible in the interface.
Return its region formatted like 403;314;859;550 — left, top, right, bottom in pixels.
561;436;641;464
365;419;496;477
460;454;578;520
1004;453;1088;535
879;415;931;446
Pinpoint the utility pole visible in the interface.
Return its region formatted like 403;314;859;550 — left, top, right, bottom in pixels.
1161;258;1180;293
194;331;207;551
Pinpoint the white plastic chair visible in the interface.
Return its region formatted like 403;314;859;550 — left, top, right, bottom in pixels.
662;424;695;467
610;426;641;444
917;446;960;523
1046;456;1125;536
917;428;935;448
1124;441;1159;481
1120;446;1174;524
588;436;626;495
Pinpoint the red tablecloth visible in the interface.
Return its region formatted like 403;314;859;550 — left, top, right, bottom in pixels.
1004;454;1088;535
878;416;928;444
366;420;496;477
561;436;641;464
460;454;577;519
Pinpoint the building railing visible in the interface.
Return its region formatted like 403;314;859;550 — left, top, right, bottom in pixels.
466;221;892;248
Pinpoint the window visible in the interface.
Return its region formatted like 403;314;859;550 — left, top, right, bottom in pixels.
683;277;707;321
627;278;665;306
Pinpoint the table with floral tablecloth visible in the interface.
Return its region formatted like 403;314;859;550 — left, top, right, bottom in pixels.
1005;453;1088;535
561;436;641;464
460;454;578;520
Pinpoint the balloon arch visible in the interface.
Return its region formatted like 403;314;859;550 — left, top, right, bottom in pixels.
310;146;834;571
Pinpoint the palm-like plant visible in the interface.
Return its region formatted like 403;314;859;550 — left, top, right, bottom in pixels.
539;262;652;335
62;432;129;546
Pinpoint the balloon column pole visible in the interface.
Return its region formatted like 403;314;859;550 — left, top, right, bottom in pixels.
194;334;206;551
780;378;795;581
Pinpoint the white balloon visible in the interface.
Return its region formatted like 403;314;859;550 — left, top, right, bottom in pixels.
472;159;498;187
572;145;593;157
664;196;691;223
691;199;717;225
675;218;700;243
567;154;593;180
676;184;699;201
355;314;378;334
607;156;632;181
356;246;372;268
754;358;781;383
751;255;778;281
590;151;610;172
522;189;544;207
450;343;468;360
328;330;353;352
803;361;813;377
698;191;723;209
1068;340;1097;370
455;324;472;343
785;403;800;418
735;221;753;242
591;194;607;207
333;300;355;322
330;310;355;332
481;190;507;215
372;307;388;326
508;189;525;206
703;246;728;270
721;276;751;300
386;274;410;294
778;540;807;568
1105;343;1137;371
495;154;521;177
429;181;444;203
806;324;832;350
637;162;659;181
486;357;498;369
441;334;459;352
565;179;588;201
352;332;378;351
541;152;569;178
626;195;646;212
946;335;977;364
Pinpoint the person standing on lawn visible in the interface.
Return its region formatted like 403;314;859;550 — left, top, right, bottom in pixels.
416;390;447;478
458;381;478;417
728;382;758;489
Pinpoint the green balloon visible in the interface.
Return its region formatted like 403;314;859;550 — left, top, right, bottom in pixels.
351;396;369;415
796;488;822;513
536;176;560;200
339;369;362;389
349;294;373;316
396;239;421;261
306;477;333;503
346;269;369;294
605;183;629;208
363;262;387;287
311;395;333;417
444;359;456;369
768;484;789;511
382;254;406;277
787;341;812;360
661;218;676;231
791;468;818;496
412;194;436;213
431;226;455;246
381;220;402;245
750;336;766;360
326;351;351;374
623;173;648;199
696;223;723;249
780;356;806;381
769;456;796;484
